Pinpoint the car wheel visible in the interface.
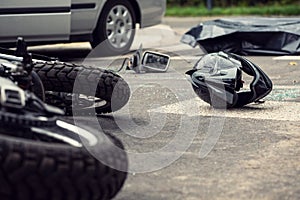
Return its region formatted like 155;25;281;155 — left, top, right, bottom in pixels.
92;0;136;56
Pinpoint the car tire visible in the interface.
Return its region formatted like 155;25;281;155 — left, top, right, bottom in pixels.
91;0;136;56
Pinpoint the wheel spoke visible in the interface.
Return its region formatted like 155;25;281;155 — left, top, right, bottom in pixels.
125;23;132;31
106;22;115;31
122;34;129;44
108;10;118;22
117;6;123;17
115;35;122;48
124;11;132;22
108;32;115;41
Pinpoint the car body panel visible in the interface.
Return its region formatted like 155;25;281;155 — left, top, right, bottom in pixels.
137;0;166;28
70;0;104;35
0;0;71;42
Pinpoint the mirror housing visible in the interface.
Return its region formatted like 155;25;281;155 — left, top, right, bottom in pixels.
141;51;170;72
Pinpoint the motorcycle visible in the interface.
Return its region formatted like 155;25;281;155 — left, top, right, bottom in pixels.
0;38;128;200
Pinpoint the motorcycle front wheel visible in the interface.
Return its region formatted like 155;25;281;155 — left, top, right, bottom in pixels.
33;61;130;115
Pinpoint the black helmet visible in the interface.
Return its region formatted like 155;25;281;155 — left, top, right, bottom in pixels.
186;52;273;108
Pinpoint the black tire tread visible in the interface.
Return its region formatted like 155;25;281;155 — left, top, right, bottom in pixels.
0;131;127;200
33;61;130;114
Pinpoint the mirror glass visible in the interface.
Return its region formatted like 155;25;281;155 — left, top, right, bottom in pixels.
142;51;170;72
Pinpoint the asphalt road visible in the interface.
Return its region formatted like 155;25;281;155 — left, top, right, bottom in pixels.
29;17;300;200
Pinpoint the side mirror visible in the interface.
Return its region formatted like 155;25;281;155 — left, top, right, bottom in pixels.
141;51;170;72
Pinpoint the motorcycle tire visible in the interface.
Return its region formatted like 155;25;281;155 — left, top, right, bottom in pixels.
0;119;128;200
33;61;130;115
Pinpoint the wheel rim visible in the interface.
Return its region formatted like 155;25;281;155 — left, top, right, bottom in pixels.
106;5;133;49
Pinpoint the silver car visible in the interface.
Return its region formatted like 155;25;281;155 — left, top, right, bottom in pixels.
0;0;166;54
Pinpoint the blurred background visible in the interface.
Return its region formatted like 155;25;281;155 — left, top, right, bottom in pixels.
166;0;300;16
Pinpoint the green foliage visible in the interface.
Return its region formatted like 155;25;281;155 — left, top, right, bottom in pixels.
167;0;300;7
166;4;300;16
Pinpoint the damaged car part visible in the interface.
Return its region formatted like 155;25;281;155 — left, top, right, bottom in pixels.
186;51;273;108
119;45;170;73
